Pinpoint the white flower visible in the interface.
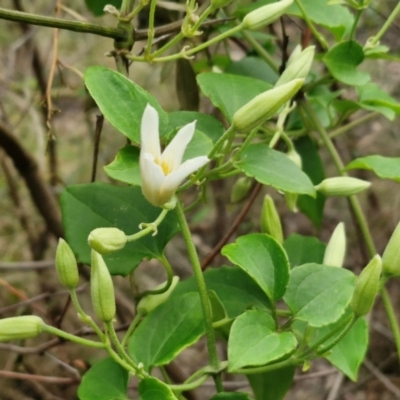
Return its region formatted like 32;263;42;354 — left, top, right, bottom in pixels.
140;104;209;207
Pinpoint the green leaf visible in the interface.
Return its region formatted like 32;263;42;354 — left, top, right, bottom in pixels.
208;290;227;322
104;145;141;185
61;183;179;275
225;56;279;84
174;266;271;318
295;137;326;228
228;310;297;371
197;73;272;123
324;316;368;380
323;41;370;86
357;82;400;120
345;155;400;182
181;130;213;160
84;66;169;143
287;0;354;40
84;0;122;16
236;144;316;196
247;366;295;400
222;234;290;301
210;393;254;400
284;234;326;268
78;357;128;400
128;293;204;371
138;377;179;400
284;263;356;327
168;111;225;143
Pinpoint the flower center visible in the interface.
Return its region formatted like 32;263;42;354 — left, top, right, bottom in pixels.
160;160;172;175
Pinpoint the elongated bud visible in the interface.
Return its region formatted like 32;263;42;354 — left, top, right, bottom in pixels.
276;46;315;87
137;276;180;315
90;250;116;323
233;78;304;132
350;255;382;316
261;195;283;244
0;316;44;342
315;177;371;197
231;177;253;203
88;227;127;255
55;238;79;289
284;192;298;212
382;220;400;277
241;0;293;30
323;222;346;267
286;148;302;169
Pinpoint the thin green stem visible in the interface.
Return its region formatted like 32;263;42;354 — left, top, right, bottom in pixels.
42;325;106;349
175;201;223;392
299;99;376;257
349;9;363;41
168;375;209;391
70;289;105;340
120;0;136;17
380;287;400;362
125;208;169;242
328;112;379;140
0;7;126;40
369;1;400;46
235;357;298;375
121;312;143;347
293;0;328;50
145;0;158;56
241;30;279;74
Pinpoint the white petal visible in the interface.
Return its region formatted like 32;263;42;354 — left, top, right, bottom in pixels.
161;121;196;172
141;104;161;159
162;156;209;193
140;153;165;206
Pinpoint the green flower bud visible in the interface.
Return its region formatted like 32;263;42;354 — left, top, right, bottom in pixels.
230;177;253;203
286;148;302;169
88;227;127;254
284;192;298;212
233;78;304;132
241;0;294;30
137;276;180;315
90;250;116;323
350;255;382;316
55;238;79;289
323;222;346;267
260;195;283;244
276;46;315;87
382;220;400;277
0;316;44;342
315;177;371;197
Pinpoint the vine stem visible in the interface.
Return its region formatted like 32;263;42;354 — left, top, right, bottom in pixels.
381;287;400;362
175;201;223;392
0;7;126;39
369;1;400;46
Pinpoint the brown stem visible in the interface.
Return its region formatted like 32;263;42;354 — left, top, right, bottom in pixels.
201;182;262;269
0;121;63;238
91;114;104;182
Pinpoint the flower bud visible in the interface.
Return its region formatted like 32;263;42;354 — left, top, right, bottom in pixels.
350;255;382;316
286;148;302;169
55;238;79;289
137;276;180;315
382;220;400;277
230;177;253;203
88;227;127;255
284;192;298;212
315;177;371;197
323;222;346;267
260;195;283;244
241;0;294;30
0;316;44;342
276;46;315;87
233;78;304;132
90;250;116;323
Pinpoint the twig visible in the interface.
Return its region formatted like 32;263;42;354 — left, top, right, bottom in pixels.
201;183;262;269
0;370;79;384
91;114;104;182
0;121;63;238
325;372;344;400
0;260;54;270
